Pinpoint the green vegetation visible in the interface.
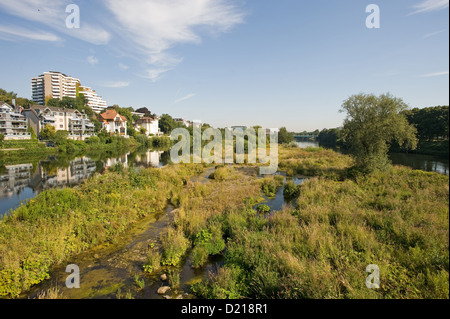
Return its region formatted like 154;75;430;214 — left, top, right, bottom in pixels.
340;93;418;173
404;106;449;141
0;140;58;165
190;157;448;299
278;127;294;144
159;114;186;135
278;145;354;178
318;105;449;157
0;88;34;107
0;164;203;297
46;96;94;118
1;133;448;300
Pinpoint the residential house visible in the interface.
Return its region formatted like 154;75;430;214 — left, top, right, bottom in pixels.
0;101;31;140
134;115;161;136
99;109;128;136
23;105;95;140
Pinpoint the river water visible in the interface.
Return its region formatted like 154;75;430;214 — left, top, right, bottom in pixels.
0;149;170;217
2;141;448;217
295;140;449;176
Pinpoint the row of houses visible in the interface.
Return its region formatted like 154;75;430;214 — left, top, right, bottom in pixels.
98;109;161;137
1;101;161;141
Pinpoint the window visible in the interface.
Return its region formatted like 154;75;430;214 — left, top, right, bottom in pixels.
60;125;63;128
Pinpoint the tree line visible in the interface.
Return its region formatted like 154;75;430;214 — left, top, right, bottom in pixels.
318;104;449;157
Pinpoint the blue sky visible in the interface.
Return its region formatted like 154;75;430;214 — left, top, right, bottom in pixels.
0;0;448;131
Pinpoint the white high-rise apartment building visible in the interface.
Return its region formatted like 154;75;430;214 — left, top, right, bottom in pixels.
78;86;108;113
31;71;80;105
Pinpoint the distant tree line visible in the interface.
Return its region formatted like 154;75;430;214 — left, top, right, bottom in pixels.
403;106;449;141
0;88;34;107
317;104;449;157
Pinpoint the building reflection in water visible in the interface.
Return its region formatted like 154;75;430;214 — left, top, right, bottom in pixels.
135;150;164;168
0;157;97;199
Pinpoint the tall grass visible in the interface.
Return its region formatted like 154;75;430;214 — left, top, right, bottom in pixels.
193;165;449;299
0;164;203;297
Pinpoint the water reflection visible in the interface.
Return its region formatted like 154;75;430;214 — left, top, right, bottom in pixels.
295;140;449;176
0;149;170;216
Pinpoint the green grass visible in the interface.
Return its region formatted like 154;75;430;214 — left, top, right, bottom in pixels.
193;165;449;299
0;164;203;298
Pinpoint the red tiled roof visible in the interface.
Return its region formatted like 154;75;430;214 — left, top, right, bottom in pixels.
99;109;127;122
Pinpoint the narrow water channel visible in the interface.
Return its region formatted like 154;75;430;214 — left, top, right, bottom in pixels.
24;167;217;300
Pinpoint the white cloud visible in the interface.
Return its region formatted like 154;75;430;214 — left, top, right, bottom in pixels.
0;24;61;42
87;56;99;66
118;63;129;70
420;70;449;77
423;29;447;38
410;0;449;15
142;68;175;82
102;81;130;88
104;0;244;81
175;93;196;104
0;0;111;44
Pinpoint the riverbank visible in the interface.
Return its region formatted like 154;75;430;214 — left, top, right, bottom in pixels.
193;165;448;299
0;164;204;297
1;146;448;299
390;140;449;157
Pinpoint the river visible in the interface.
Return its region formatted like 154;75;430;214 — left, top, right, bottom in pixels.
295;140;449;176
2;141;448;217
0;148;171;217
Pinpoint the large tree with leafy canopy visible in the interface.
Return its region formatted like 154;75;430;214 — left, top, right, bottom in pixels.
340;93;418;172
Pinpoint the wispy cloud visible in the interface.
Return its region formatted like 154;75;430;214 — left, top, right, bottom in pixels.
420;70;449;77
0;0;111;44
0;24;61;42
118;63;129;70
423;29;447;38
87;56;99;66
409;0;449;15
175;93;196;104
102;81;130;88
104;0;245;81
0;0;244;82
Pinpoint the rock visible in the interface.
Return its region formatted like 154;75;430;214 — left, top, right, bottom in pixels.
176;295;183;299
157;286;171;295
163;295;172;299
160;274;167;281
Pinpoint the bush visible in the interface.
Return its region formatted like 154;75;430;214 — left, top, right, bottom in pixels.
191;245;208;268
86;136;101;144
255;204;270;214
160;227;190;266
143;249;162;273
283;181;300;199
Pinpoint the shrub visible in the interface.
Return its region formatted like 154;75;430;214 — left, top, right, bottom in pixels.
160;227;190;266
191;245;209;268
143;249;161;273
283;181;300;199
255;204;270;214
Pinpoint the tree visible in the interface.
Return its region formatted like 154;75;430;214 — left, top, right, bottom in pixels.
340;93;418;172
135;107;153;117
39;124;56;140
278;127;294;144
0;133;4;148
0;88;34;107
403;106;449;141
159;114;183;135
